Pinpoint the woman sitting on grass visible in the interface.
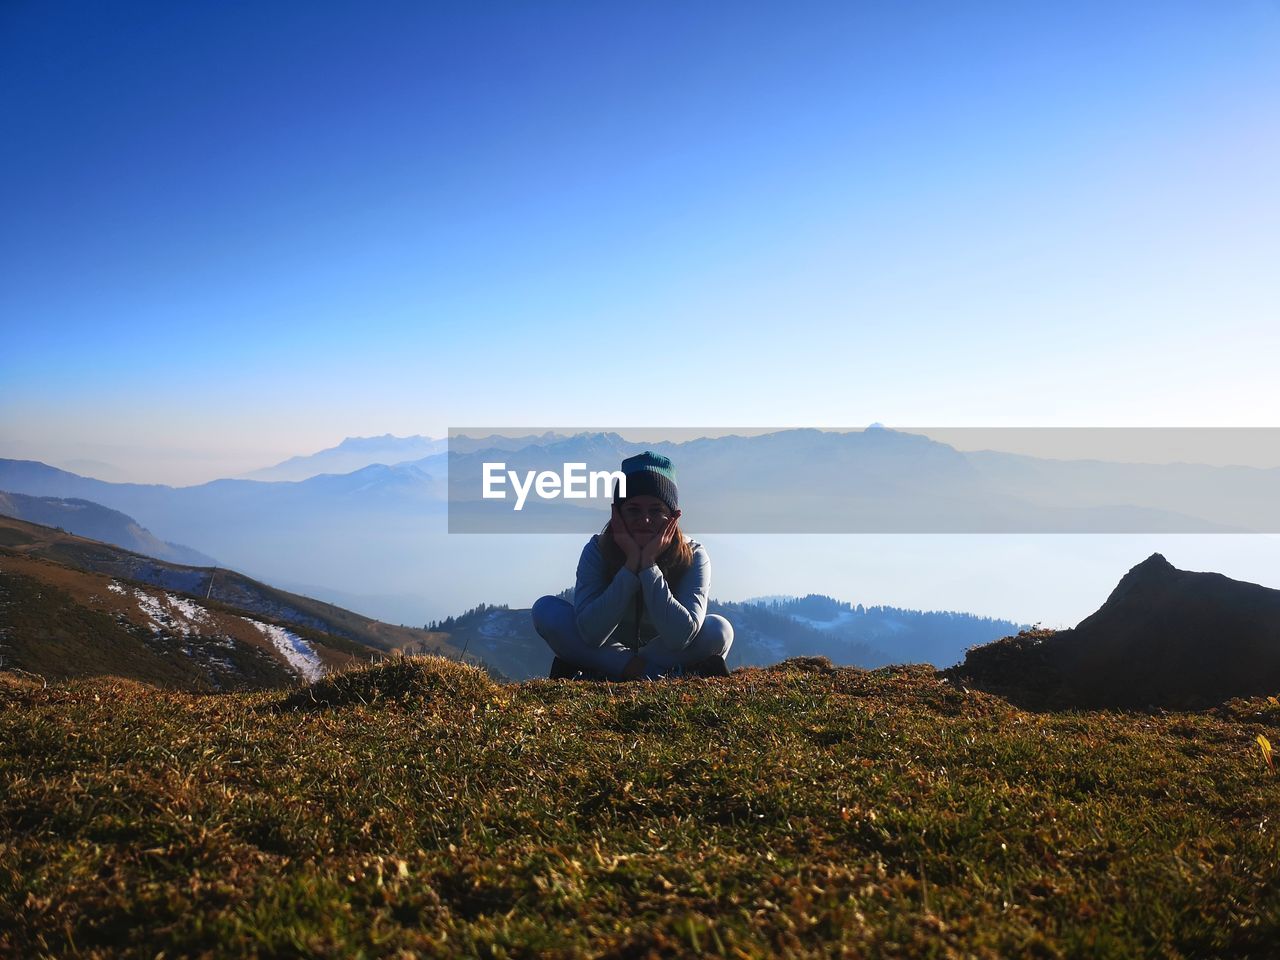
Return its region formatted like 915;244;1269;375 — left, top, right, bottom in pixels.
531;451;733;680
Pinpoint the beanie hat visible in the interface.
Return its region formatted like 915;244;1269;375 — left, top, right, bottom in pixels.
613;451;679;513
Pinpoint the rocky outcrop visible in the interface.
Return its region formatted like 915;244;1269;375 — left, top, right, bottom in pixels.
949;554;1280;708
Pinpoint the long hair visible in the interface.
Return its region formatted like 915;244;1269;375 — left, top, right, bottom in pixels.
598;517;694;587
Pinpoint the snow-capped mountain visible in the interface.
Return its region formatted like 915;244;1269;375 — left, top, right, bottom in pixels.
242;434;450;482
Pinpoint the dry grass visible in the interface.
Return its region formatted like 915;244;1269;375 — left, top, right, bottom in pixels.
2;657;1279;957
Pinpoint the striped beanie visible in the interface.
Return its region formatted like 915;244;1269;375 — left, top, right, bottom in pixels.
613;451;679;513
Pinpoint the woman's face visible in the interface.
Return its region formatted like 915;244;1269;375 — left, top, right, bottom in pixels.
620;495;672;545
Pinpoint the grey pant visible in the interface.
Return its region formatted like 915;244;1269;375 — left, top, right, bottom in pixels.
531;595;733;679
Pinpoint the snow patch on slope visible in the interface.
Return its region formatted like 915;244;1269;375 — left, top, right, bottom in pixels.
114;581;212;635
789;611;907;635
166;594;212;628
479;609;520;639
789;611;858;633
243;618;326;682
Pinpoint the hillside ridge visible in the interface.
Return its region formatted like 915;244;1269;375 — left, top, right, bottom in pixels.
0;513;459;658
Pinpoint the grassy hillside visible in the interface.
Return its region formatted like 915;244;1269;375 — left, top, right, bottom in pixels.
2;657;1278;957
0;513;460;661
0;490;216;566
0;563;295;689
0;551;388;690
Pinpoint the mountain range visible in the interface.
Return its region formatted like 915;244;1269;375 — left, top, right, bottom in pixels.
443;428;1280;532
242;434;450;482
239;432;578;482
3;428;1275;627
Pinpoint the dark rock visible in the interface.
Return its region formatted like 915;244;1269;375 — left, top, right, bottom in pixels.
948;554;1280;708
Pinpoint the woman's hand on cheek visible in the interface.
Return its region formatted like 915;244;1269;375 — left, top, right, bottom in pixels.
611;504;641;571
640;514;679;567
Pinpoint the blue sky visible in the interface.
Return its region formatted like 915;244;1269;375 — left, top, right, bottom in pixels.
2;1;1278;483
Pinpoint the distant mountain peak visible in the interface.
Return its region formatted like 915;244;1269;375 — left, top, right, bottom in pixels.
1104;552;1179;606
1133;552;1173;571
334;434;435;450
1121;551;1176;581
242;435;447;482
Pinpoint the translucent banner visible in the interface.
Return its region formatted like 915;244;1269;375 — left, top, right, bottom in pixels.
445;427;1280;534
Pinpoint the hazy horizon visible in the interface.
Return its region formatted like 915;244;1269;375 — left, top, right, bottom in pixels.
3;429;1279;633
6;425;1280;488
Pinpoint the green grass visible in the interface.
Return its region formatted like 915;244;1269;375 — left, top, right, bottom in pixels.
2;657;1279;958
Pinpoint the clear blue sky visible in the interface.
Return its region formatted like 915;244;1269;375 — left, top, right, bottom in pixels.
3;0;1278;483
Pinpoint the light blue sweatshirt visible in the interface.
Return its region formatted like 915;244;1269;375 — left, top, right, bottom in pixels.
572;534;711;654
